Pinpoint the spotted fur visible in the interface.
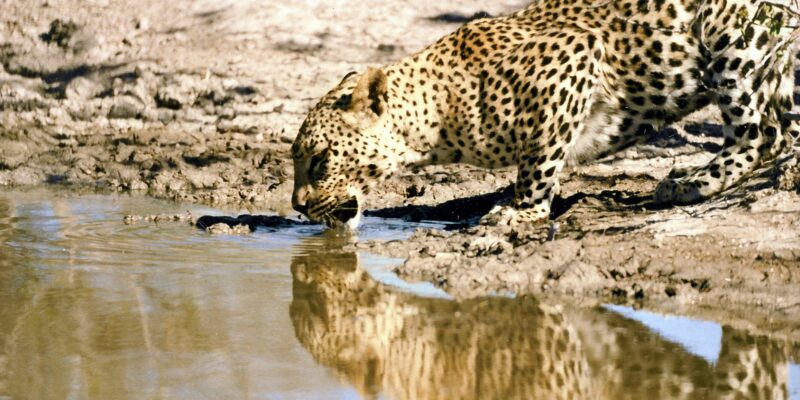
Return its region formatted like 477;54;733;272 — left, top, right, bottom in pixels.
292;0;799;227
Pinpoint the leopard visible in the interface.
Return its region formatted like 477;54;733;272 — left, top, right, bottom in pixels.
291;0;800;228
289;238;794;399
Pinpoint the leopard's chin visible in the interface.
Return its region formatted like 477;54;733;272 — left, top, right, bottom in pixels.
321;197;360;230
344;212;361;230
318;212;360;231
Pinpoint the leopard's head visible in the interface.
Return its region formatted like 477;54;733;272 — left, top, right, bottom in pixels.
292;68;401;229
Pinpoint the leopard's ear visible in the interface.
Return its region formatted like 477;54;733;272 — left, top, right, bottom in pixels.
349;68;387;116
340;71;357;84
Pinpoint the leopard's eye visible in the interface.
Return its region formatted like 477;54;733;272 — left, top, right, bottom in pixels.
308;153;327;178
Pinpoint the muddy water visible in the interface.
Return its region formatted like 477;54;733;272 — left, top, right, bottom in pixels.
0;190;798;400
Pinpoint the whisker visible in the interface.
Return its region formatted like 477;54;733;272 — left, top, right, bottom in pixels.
322;213;337;228
309;197;336;215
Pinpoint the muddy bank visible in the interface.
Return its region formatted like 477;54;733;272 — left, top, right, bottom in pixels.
2;0;800;337
358;157;800;337
361;186;800;304
0;7;300;212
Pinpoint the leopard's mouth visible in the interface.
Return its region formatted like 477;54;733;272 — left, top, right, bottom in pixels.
308;197;360;229
330;198;359;224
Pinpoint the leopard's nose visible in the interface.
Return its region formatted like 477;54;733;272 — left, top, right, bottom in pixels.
292;187;310;216
292;201;308;215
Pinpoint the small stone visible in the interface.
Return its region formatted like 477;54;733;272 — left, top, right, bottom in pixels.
157;109;175;123
377;44;397;53
218;107;235;120
206;223;252;235
155;78;198;110
8;167;42;185
67;104;95;121
129;180;148;191
776;154;800;192
155;86;184;109
0;141;31;169
65;77;104;100
108;96;143;119
467;236;512;257
167;179;185;192
74;157;96;175
135;18;150;30
140;107;159;122
184;169;219;189
48;106;65;119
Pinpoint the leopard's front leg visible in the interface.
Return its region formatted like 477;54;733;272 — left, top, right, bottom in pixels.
481;147;567;226
481;30;601;227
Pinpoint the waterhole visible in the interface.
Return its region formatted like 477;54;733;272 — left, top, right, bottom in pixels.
0;189;797;399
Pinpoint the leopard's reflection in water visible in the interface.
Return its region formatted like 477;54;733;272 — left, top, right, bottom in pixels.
290;236;796;400
290;242;592;399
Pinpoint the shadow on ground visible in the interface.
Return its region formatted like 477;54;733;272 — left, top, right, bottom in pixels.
365;185;661;229
194;185;665;233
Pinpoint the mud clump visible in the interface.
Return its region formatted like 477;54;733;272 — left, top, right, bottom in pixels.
195;214;313;232
123;212;194;225
123;212;313;235
40;19;81;48
776;150;800;192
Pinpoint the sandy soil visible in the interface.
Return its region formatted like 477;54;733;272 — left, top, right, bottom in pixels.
2;1;800;336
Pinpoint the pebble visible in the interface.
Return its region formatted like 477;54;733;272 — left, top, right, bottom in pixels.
108;96;143;119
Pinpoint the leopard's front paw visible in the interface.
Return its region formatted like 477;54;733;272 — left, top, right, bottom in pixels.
654;176;703;205
480;205;548;227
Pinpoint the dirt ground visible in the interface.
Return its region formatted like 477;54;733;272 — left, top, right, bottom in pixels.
2;1;800;337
